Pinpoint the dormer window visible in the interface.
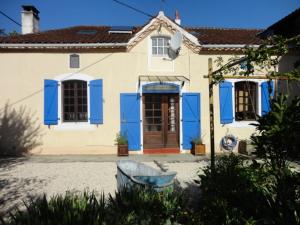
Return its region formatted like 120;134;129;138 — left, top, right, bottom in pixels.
152;36;170;56
70;54;80;68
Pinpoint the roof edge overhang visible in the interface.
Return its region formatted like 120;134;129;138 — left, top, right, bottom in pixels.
199;44;260;54
0;42;128;49
202;44;260;48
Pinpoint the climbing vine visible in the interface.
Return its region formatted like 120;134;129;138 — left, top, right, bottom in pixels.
213;35;300;84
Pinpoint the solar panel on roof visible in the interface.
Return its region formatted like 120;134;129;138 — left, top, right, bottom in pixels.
77;30;98;35
109;26;133;34
110;26;133;31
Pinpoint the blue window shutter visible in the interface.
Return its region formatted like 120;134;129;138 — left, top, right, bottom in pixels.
182;93;200;150
219;81;233;124
261;81;274;116
120;93;141;151
44;79;58;125
90;79;103;124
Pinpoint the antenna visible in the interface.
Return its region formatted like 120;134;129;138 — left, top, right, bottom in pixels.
168;31;183;59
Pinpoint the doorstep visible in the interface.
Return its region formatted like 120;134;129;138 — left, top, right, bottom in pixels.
143;148;180;154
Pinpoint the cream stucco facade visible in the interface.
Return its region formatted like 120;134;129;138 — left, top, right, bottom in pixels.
0;13;271;155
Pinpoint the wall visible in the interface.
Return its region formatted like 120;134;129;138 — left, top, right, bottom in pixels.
278;55;300;101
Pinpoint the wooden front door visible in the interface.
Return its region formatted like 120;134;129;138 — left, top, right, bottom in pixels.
143;94;179;149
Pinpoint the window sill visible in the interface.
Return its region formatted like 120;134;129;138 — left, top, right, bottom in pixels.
226;121;258;128
54;122;96;131
152;55;169;58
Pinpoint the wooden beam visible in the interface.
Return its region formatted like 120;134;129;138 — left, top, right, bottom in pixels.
208;58;215;173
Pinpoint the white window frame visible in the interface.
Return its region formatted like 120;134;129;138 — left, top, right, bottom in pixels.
53;73;96;130
225;79;267;128
151;36;170;57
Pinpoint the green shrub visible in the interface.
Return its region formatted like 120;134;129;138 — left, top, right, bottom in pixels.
198;154;300;225
2;188;196;225
106;187;187;225
251;95;300;169
4;191;106;225
199;154;261;225
114;132;128;145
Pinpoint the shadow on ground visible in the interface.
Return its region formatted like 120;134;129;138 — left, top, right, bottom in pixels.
174;179;202;211
0;157;47;218
0;157;28;170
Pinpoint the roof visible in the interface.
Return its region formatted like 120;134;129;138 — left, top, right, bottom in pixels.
0;25;262;45
186;27;263;45
0;26;140;44
259;7;300;38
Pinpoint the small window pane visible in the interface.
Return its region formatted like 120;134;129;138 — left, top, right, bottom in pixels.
164;38;169;45
154;111;161;117
158;47;163;55
157;38;163;46
145;103;152;109
64;90;69;96
152;38;157;46
146;111;153;117
152;47;157;55
146;117;152;124
154;118;162;124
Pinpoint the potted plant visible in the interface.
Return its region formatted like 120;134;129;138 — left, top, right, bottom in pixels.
115;132;128;156
191;137;206;155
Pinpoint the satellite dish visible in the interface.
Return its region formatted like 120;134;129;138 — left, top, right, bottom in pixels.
168;31;183;59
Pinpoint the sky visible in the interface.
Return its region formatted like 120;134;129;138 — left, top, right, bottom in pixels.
0;0;299;34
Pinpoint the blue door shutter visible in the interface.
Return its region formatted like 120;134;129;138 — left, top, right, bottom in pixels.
89;79;103;124
44;79;58;125
182;93;200;150
120;93;141;151
219;81;233;124
261;81;274;116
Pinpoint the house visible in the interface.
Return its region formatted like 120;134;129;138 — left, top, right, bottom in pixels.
259;8;300;100
0;5;272;155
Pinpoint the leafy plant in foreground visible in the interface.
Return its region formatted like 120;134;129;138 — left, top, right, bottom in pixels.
198;154;300;225
2;188;196;225
251;95;300;169
4;191;106;225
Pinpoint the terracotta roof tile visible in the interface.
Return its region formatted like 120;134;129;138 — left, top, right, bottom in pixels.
0;25;263;46
0;26;139;44
185;27;263;45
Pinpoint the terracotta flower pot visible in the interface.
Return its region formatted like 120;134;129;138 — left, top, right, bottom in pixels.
118;145;128;156
191;143;206;155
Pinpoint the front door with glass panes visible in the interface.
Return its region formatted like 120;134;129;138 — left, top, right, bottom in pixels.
143;94;179;149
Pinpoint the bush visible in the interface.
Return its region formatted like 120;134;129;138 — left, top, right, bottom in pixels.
251;95;300;168
0;103;42;156
2;188;196;225
106;188;187;225
4;191;106;225
199;154;300;225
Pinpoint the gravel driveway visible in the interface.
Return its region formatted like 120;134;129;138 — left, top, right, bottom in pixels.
0;155;208;217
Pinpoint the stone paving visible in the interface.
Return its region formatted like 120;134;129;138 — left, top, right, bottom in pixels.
0;154;208;217
0;154;299;218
